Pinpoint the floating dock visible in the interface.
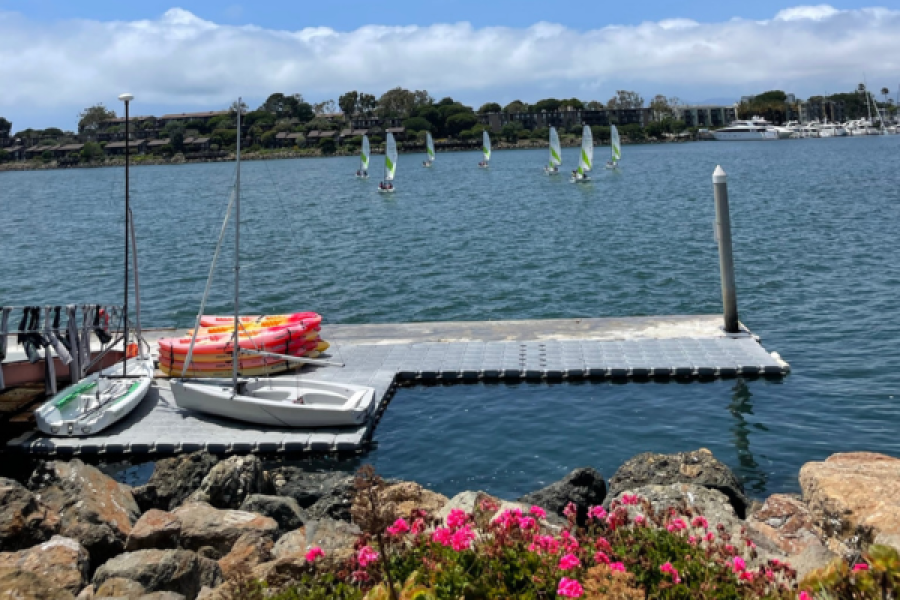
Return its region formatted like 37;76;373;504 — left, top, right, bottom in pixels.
5;315;789;457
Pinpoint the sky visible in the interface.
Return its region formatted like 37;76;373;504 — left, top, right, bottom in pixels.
1;0;899;131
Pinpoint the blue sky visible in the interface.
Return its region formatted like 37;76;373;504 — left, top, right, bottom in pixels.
1;1;898;131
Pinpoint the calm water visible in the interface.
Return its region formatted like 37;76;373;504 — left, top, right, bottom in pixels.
3;137;899;499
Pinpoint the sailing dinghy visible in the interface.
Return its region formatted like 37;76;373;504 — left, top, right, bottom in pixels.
170;98;376;428
378;133;397;193
356;135;370;178
606;125;621;170
570;125;593;183
543;126;562;175
423;132;435;167
478;131;491;168
35;92;154;437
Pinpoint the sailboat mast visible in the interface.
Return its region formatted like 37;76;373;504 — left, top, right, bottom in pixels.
232;100;242;390
121;94;132;378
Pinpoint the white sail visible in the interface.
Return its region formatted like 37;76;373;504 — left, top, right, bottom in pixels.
610;125;621;163
549;127;562;167
482;130;491;163
426;132;435;162
360;135;370;170
385;132;397;181
578;125;593;174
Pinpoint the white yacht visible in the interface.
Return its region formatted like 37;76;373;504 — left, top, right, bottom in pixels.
712;116;786;141
814;122;848;138
846;120;879;136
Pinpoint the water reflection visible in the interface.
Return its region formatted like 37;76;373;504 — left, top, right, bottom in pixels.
728;378;769;495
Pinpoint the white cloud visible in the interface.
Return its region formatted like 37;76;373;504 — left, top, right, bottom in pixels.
1;5;899;128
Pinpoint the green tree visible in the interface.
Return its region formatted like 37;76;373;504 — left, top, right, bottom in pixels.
318;137;337;154
80;141;103;161
607;90;644;109
500;122;523;142
402;117;431;132
41;149;53;162
228;99;249;115
478;102;502;114
0;117;11;133
503;100;528;113
244;110;275;127
339;91;359;116
414;105;442;131
358;93;378;116
560;98;584;110
446;112;477;137
304;117;339;132
210;128;237;148
378;87;417;118
78;104;116;132
0;149;9;162
293;101;315;122
312;99;337;115
649;94;672;120
591;125;611;143
437;96;456;106
260;130;277;148
585;100;605;110
533;98;561;112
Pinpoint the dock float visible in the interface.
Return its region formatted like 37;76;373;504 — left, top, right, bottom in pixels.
5;315;789;457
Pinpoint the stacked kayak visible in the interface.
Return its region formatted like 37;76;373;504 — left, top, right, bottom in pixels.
158;312;330;378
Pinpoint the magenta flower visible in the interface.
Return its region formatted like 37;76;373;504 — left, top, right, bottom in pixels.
799;592;811;600
739;571;755;581
692;516;709;529
594;551;610;565
765;568;775;581
746;539;756;548
563;502;577;519
853;563;869;572
519;516;538;532
587;505;607;521
621;494;641;505
634;514;646;525
595;537;612;552
704;532;715;542
432;526;453;547
557;577;584;598
386;518;410;536
689;535;697;545
558;553;581;570
450;525;476;551
725;544;735;554
447;508;467;530
531;534;560;555
659;562;681;584
304;546;325;562
357;546;379;567
561;530;580;551
732;556;746;573
530;505;547;519
411;518;426;535
610;562;627;573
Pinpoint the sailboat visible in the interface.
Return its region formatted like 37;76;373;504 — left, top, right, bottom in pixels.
423;132;435;167
378;132;397;193
570;125;593;183
478;130;491;168
543;126;562;175
356;135;370;178
606;125;621;170
35;92;154;437
170;98;377;428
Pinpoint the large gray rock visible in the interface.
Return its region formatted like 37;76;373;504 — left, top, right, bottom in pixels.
125;510;182;552
28;460;140;568
271;468;355;520
273;518;360;564
518;467;606;525
187;456;271;510
609;484;742;533
238;494;306;533
0;567;75;600
0;535;90;595
607;448;749;518
0;476;60;551
92;550;222;600
94;576;147;598
133;453;219;512
171;502;278;555
217;530;274;580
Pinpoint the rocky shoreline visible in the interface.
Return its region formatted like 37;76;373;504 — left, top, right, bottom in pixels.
1;449;896;599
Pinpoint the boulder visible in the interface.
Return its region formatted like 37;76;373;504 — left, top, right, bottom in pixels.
94;576;147;598
0;535;90;595
437;491;565;530
238;494;306;533
139;593;187;600
172;502;278;555
273;518;359;564
800;452;900;553
791;544;841;581
374;481;449;522
217;531;274;580
0;567;75;600
0;477;60;551
125;510;182;552
607;449;749;518
92;549;222;600
746;494;826;556
187;456;271;510
518;467;606;525
271;468;355;520
133;453;219;512
609;484;742;533
28;460;140;567
250;557;308;589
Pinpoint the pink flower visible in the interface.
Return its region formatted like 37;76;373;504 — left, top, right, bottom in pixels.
519;516;538;532
530;506;547;519
432;526;453;546
386;518;410;536
451;525;476;552
557;577;584;598
447;509;468;530
357;546;379;568
411;518;425;535
351;570;370;582
532;534;560;555
563;502;577;518
634;515;646;525
746;539;756;548
853;563;869;572
765;568;775;581
304;546;325;562
739;571;755;581
671;518;688;531
495;508;524;531
610;562;627;573
559;553;581;570
689;535;697;545
587;505;607;521
622;494;641;505
725;544;735;555
692;516;709;529
561;530;580;551
594;551;610;565
732;556;746;573
799;592;811;600
659;562;681;584
704;532;716;542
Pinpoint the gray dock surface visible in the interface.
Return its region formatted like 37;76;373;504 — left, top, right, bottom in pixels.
6;315;789;457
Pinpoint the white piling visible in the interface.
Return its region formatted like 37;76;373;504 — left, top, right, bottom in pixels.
713;165;739;333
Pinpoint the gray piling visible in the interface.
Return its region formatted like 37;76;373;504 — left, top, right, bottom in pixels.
713;165;739;333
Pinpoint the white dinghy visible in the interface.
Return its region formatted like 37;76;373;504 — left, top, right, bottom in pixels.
543;126;562;175
478;130;491;168
378;132;397;193
570;125;593;183
605;125;621;170
423;131;435;167
356;135;370;178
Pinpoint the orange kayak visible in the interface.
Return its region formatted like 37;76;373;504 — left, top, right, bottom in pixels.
198;312;322;329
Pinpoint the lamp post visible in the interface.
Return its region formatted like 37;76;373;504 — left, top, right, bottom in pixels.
118;93;133;377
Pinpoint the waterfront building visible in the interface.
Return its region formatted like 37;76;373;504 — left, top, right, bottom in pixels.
672;105;737;128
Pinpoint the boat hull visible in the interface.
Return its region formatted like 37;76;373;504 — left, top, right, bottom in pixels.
35;357;154;436
170;377;376;427
377;188;396;193
712;131;779;141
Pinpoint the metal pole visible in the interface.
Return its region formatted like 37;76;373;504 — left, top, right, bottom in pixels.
123;99;130;376
232;99;242;391
713;165;739;333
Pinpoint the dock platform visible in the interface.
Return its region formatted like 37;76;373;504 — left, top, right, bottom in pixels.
5;315;789;457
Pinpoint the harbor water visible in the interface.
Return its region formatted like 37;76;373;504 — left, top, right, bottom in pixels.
2;136;899;499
